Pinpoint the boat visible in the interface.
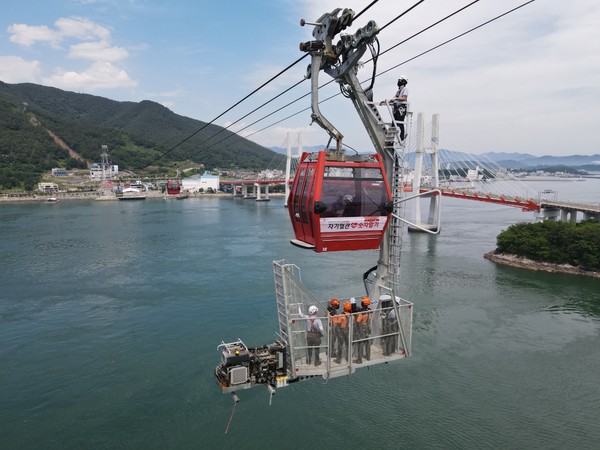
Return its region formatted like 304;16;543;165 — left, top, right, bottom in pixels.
116;187;146;200
46;197;59;203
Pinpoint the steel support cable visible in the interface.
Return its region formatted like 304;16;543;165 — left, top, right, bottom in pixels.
203;90;343;151
377;0;536;77
171;1;426;160
379;0;479;58
148;0;383;166
172;78;307;162
201;1;486;152
145;53;309;166
188;1;535;158
378;0;426;33
251;0;536;149
352;0;381;23
203;0;535;153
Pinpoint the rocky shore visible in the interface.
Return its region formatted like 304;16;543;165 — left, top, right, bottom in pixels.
484;252;600;279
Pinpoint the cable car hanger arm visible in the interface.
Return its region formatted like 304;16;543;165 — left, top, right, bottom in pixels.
300;9;389;158
307;55;344;151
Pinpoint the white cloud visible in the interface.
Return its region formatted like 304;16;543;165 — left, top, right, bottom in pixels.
4;16;137;92
54;17;111;41
68;41;128;61
8;17;110;49
0;56;41;83
42;61;137;90
7;24;60;48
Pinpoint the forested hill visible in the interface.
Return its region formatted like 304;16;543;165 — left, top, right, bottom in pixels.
0;81;282;189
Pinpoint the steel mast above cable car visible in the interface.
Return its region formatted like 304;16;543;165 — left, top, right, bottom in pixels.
292;7;405;303
215;7;436;403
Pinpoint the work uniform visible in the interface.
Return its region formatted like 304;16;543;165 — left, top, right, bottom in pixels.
306;316;323;366
357;305;372;361
393;84;409;140
383;307;399;355
332;312;348;363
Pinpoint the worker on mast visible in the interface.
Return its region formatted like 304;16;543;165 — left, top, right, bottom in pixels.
392;76;409;141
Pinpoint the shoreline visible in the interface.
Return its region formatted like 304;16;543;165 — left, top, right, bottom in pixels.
0;191;286;203
484;252;600;279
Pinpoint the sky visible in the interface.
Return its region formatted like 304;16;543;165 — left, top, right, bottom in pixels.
1;0;599;157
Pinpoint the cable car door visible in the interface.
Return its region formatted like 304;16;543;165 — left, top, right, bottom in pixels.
289;165;317;249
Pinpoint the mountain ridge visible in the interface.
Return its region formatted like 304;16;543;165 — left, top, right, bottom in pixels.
0;81;283;189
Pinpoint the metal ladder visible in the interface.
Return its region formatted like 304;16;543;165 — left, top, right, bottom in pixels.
366;99;410;291
272;260;293;372
386;113;411;291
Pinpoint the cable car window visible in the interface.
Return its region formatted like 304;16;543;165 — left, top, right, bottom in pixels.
320;166;389;217
300;167;315;224
292;167;306;222
324;166;353;178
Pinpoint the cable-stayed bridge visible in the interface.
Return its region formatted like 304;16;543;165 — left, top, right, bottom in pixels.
224;114;600;226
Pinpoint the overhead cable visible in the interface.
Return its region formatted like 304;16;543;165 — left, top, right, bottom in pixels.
157;1;536;162
178;1;428;159
146;53;309;166
234;0;537;150
146;0;385;167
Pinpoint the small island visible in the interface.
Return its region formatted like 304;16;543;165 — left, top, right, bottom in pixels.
484;219;600;278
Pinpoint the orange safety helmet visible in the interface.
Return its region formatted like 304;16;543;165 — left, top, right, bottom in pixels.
361;296;371;306
330;298;341;308
343;301;352;312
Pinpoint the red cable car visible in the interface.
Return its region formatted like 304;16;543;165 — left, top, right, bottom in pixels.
166;180;181;195
288;150;393;252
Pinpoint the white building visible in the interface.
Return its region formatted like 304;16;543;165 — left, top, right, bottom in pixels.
258;169;284;180
90;163;119;180
182;173;220;193
38;182;59;192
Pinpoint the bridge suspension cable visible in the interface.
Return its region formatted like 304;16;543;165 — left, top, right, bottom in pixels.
146;1;536;168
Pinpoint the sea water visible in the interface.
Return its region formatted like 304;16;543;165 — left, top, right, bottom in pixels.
1;179;599;449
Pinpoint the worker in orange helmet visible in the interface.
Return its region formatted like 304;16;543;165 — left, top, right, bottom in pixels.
327;298;344;364
327;298;341;364
349;297;361;362
334;300;352;363
327;298;340;316
356;296;372;362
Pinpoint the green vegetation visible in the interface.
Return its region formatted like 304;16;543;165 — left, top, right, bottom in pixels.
495;220;600;271
0;81;284;190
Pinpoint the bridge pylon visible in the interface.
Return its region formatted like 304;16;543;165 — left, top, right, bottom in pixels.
409;113;441;233
284;132;302;207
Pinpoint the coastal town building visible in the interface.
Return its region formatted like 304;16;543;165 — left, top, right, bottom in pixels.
51;168;68;177
90;163;119;180
181;173;220;193
38;182;59;193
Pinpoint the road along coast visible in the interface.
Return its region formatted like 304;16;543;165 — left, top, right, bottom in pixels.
0;191;287;202
484;252;600;279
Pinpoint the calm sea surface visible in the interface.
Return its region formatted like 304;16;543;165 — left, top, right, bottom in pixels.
1;179;599;449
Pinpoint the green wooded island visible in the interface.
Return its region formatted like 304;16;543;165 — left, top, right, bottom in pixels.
485;220;600;278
